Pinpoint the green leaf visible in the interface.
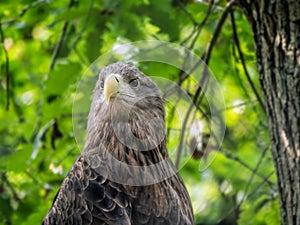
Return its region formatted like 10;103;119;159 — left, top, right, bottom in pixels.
44;63;81;97
0;145;32;172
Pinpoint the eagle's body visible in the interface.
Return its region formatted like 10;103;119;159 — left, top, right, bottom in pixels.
43;62;194;225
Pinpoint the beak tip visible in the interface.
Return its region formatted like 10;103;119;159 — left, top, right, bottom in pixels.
105;96;110;104
104;73;121;104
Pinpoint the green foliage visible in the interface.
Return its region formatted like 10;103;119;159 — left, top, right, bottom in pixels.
238;195;281;225
0;0;279;224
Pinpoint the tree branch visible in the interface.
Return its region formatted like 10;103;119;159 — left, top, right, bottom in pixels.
188;0;215;50
0;19;10;110
248;171;276;198
230;10;266;113
175;0;237;167
217;170;275;223
19;0;47;17
49;23;69;71
220;147;274;187
49;0;75;71
202;0;236;65
2;0;48;25
176;0;197;25
216;146;275;222
1;171;20;202
168;1;215;152
72;0;94;50
223;100;257;111
178;0;236;86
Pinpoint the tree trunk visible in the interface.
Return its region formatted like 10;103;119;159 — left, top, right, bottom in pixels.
238;0;300;224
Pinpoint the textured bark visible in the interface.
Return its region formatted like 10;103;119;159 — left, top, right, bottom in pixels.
238;0;300;224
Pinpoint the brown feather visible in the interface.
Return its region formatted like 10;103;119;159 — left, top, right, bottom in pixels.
43;62;194;225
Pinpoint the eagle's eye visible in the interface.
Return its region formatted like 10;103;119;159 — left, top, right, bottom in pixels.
100;79;105;89
129;78;139;87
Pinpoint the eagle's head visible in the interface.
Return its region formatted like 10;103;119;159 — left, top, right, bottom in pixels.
85;62;167;165
93;62;164;120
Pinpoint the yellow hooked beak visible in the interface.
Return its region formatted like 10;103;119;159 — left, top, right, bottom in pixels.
104;74;121;103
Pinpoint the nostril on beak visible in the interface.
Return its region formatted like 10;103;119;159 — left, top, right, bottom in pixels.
114;76;119;83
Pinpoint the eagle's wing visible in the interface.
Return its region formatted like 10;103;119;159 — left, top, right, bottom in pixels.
42;156;131;225
126;177;193;225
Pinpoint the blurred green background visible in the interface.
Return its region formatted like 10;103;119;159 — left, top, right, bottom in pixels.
0;0;279;224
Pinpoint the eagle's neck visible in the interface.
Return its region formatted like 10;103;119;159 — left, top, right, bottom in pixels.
84;110;168;166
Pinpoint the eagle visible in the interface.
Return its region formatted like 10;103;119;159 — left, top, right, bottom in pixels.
42;62;194;225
